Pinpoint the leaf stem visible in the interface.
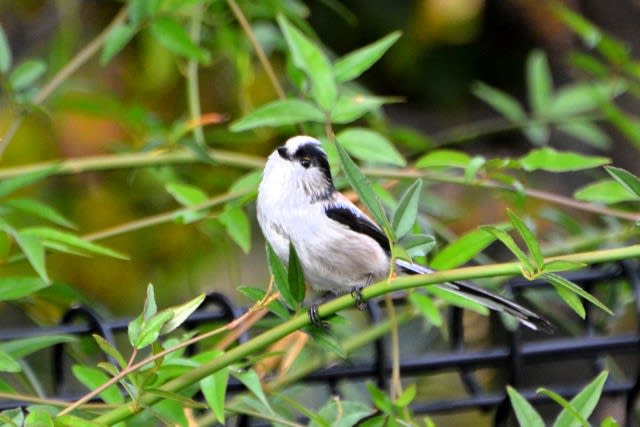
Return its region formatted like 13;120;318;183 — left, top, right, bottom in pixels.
93;244;640;424
186;3;206;146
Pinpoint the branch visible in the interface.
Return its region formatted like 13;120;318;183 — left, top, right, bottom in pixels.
92;243;640;424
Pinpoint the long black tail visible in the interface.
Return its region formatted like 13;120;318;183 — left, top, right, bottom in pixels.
395;259;554;333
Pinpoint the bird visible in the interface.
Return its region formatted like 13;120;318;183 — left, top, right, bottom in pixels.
256;135;553;333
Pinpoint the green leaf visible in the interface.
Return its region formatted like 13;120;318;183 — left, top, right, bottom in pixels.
150;17;210;63
395;383;416;408
9;59;46;91
544;273;613;317
464;155;486;182
426;286;490;316
14;232;49;284
600;99;640;147
480;225;534;274
101;24;137;65
335;142;392;235
143;283;157;320
199;352;229;424
277;14;337;111
507;386;545;427
605;166;640;198
519;147;609;172
308;327;346;358
20;227;128;260
549;81;626;116
0;166;59;199
556;121;610;149
5;198;75;229
166;182;207;206
553;371;608;427
399;233;436;257
0;276;48;301
0;408;23;427
330;94;392;124
507;209;544;270
574;179;638;204
527;49;553;114
471;81;526;122
554;283;586;319
0;348;21;373
92;334;127;369
415;150;471;169
0;24;11;73
219;207;251;253
133;310;174;349
543;260;587;274
72;365;124;404
539;389;589;427
55;414;104;427
392;180;423;238
333;31;401;82
431;226;504;269
367;382;393;413
287;242;306;306
24;409;54;427
337;128;406;166
233;369;274;415
409;292;442;327
0;335;75;359
230;99;325;131
145;388;207;409
159;292;205;334
266;242;296;309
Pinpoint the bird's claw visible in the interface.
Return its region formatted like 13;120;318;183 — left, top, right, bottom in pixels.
351;287;367;311
308;304;330;329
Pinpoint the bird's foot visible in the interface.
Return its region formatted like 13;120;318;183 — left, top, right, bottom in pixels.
308;304;330;329
351;286;367;311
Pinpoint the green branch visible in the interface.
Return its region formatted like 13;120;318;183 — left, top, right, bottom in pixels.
93;243;640;425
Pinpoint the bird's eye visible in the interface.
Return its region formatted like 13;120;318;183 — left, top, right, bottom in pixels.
300;158;311;168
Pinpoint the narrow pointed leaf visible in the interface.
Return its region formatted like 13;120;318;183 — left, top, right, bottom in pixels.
14;232;49;284
199;351;229;423
287;242;306;305
471;82;526;122
605;166;640;198
416;150;471;168
0;166;59;199
538;389;589;427
335;142;391;235
0;24;11;73
527;50;553;114
160;292;205;334
72;365;124;404
330;94;393;123
230;99;325;131
544;273;612;315
0;277;48;301
479;225;534;274
337;128;405;166
266;242;296;309
334;31;401;82
277;14;336;110
233;369;274;415
5;198;75;229
101;24;137;65
20;227;128;260
574;179;638;204
92;334;127;369
0;349;21;373
0;335;75;358
431;226;506;269
507;386;545;427
557;121;610;149
392;180;422;238
507;209;544;270
150;17;210;63
554;371;608;427
519;147;609;172
409;292;442;327
9;60;46;91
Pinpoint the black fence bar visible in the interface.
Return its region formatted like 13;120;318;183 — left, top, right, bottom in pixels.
1;262;639;426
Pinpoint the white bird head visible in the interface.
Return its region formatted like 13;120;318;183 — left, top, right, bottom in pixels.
261;135;335;202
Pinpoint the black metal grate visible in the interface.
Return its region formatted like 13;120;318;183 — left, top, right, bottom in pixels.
1;261;639;426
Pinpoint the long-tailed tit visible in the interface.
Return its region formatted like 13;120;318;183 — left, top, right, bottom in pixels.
257;135;552;332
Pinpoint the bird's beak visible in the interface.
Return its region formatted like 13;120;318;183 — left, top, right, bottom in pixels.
277;146;290;160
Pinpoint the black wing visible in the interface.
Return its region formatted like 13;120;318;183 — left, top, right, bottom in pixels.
325;205;390;253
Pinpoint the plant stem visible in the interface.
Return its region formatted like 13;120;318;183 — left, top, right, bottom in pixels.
93;244;640;424
0;5;129;158
187;3;206;146
226;0;286;100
